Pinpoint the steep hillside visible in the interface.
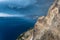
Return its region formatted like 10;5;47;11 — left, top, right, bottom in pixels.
17;0;60;40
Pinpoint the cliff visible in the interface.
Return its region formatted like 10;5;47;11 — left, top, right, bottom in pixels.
17;0;60;40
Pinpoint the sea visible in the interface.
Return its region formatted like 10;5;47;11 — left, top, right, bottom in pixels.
0;0;54;40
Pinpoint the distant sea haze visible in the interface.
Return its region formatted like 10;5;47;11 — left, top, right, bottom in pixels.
0;0;54;40
0;13;25;17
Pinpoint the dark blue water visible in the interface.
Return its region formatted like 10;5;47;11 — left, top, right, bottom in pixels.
0;0;54;40
0;17;35;40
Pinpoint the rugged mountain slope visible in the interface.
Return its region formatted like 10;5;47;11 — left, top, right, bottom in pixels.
17;0;60;40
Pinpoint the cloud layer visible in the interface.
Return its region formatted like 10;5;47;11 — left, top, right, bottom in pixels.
0;13;25;17
0;0;37;8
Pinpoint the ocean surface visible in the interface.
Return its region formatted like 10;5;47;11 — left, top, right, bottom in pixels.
0;0;54;40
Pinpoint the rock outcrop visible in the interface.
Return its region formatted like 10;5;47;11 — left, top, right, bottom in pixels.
17;0;60;40
16;29;33;40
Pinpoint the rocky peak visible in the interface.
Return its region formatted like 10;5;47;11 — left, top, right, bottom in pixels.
33;0;60;40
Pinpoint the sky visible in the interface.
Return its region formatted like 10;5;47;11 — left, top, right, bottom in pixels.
0;0;37;18
0;0;37;8
0;0;54;18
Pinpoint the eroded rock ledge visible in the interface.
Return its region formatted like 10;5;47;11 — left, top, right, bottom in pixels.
17;0;60;40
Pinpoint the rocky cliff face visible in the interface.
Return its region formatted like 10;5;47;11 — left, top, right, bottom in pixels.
17;0;60;40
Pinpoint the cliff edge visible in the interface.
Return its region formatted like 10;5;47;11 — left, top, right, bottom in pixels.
17;0;60;40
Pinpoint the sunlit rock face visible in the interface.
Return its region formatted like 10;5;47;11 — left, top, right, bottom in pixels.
17;0;60;40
